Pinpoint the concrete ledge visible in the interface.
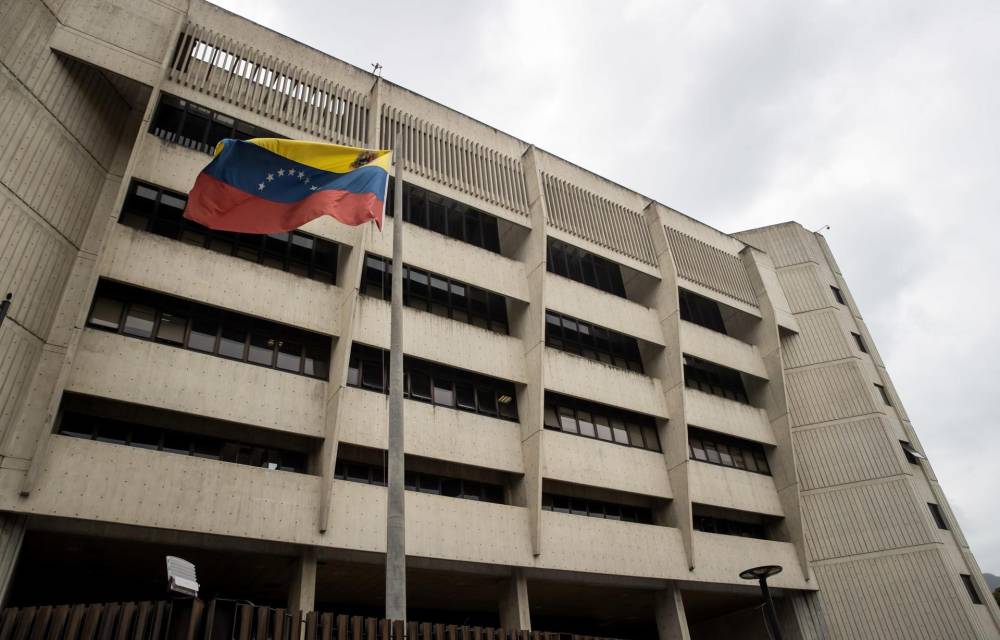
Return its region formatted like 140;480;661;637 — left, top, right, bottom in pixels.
545;349;667;419
368;217;530;304
101;224;340;336
545;274;663;346
688;461;784;517
67;330;327;437
684;389;775;445
337;387;524;475
542;430;671;499
680;321;767;379
354;297;526;385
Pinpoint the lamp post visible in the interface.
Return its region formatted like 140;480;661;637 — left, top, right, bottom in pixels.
740;564;784;640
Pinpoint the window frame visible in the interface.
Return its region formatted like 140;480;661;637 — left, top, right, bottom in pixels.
545;237;626;298
86;280;331;380
688;427;771;476
545;309;643;373
347;343;519;422
361;254;508;334
543;392;660;452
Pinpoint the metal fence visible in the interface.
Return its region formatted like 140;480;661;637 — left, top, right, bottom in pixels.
0;600;615;640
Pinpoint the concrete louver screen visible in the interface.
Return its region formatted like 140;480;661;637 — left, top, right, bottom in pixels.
379;107;531;217
664;227;758;306
541;173;658;267
168;21;370;146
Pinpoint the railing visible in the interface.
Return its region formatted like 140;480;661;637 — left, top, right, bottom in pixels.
0;600;622;640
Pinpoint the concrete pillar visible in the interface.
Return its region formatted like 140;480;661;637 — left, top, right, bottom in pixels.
0;513;26;608
654;585;690;640
288;547;318;613
498;569;531;631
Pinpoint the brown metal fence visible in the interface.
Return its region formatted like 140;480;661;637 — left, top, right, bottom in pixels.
0;600;614;640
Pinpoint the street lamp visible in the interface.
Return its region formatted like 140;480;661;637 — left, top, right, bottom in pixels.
740;564;784;640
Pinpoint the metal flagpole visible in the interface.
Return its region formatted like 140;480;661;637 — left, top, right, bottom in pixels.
385;146;406;624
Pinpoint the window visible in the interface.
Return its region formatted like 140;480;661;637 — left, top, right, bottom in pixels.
693;514;767;540
362;254;508;334
851;332;868;353
120;181;339;284
928;503;948;530
385;179;501;253
150;93;283;154
831;286;846;305
86;279;331;379
57;411;308;473
334;459;505;504
683;355;749;404
874;383;892;406
546;237;626;297
961;574;983;605
545;310;643;372
347;344;518;422
542;493;652;524
899;441;925;465
543;392;660;452
688;427;771;475
679;289;727;334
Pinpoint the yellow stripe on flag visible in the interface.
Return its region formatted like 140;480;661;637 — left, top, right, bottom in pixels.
212;138;392;174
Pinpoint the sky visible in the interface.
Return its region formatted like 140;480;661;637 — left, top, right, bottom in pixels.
208;0;1000;573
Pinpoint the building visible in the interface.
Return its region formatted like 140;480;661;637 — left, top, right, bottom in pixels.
0;1;997;638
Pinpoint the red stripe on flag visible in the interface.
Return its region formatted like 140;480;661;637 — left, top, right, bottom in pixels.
183;172;384;233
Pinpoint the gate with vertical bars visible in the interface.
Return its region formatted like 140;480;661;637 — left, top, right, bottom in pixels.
0;600;622;640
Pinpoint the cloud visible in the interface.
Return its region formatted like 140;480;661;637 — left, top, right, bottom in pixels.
211;0;1000;573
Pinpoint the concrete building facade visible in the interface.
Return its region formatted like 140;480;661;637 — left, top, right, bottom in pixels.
0;1;997;638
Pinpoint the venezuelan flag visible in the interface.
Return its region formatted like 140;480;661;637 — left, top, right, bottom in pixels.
183;138;392;233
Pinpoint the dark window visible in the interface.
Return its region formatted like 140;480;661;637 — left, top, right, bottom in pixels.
362;254;508;334
546;237;626;297
57;410;308;474
149;93;283;154
875;383;892;406
688;427;770;475
545;310;643;372
347;344;518;422
542;492;652;524
86;279;331;379
851;332;868;353
900;441;925;465
543;392;660;452
961;574;983;605
831;286;846;305
386;179;502;254
335;459;505;504
928;503;948;530
120;181;339;285
693;514;767;540
679;289;727;334
683;355;749;404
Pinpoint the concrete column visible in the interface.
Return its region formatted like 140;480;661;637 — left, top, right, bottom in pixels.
0;513;26;608
654;585;690;640
287;547;318;613
498;569;531;631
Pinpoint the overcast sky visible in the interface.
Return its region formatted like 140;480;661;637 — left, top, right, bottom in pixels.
210;0;1000;573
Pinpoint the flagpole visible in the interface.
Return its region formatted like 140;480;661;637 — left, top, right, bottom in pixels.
385;148;406;623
